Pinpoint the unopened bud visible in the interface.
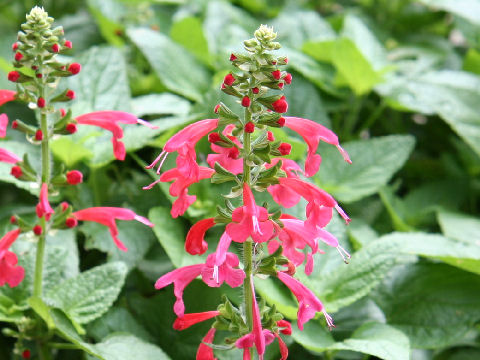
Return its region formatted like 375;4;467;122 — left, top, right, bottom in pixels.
223;73;235;86
12;43;18;51
214;104;220;113
52;43;60;53
8;71;20;82
11;120;18;129
208;132;221;143
68;63;81;75
65;217;78;228
14;52;23;61
272;96;288;113
277;117;285;127
37;97;46;108
229;53;237;61
267;131;275;141
10;215;17;224
252;87;259;94
278;142;292;155
60;108;66;117
244;122;255;133
66;90;75;99
284;73;292;84
66;123;77;134
35;129;43;141
64;40;72;48
241;96;251;107
61;202;69;211
272;70;281;80
33;225;43;235
66;170;83;185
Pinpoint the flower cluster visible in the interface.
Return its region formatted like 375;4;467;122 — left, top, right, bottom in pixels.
145;25;352;359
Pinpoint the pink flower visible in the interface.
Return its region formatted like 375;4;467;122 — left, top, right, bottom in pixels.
284;117;351;177
275;178;350;228
185;218;216;255
144;166;215;218
226;183;275;243
267;159;303;208
0;113;8;137
0;228;24;287
274;333;289;360
36;183;54;220
72;207;153;251
146;119;219;180
235;275;275;360
277;272;334;330
155;264;204;317
207;124;243;175
196;328;217;360
0;148;21;164
201;251;245;288
0;90;16;107
76;111;158;160
173;311;220;330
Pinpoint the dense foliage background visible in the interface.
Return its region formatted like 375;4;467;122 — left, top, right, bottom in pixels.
1;0;479;359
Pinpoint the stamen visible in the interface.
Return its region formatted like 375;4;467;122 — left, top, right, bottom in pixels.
336;144;352;164
145;150;166;170
142;178;162;190
252;216;263;235
213;265;219;284
334;204;351;224
336;245;351;264
156;152;169;174
323;311;336;330
137;118;159;129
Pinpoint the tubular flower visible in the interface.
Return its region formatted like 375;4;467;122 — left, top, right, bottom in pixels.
201;251;245;288
72;207;154;252
36;183;54;220
196;328;217;360
0;113;8;137
277;272;334;330
284;117;351;177
226;183;275;243
275;178;350;228
267;159;303;208
207;124;243;175
173;311;220;331
0;90;16;107
146;119;219;180
0;148;21;164
0;229;24;287
75;111;158;160
185;218;216;255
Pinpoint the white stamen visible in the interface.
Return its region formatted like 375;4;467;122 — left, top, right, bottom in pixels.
334;204;351;224
213;265;219;284
137;118;159;129
146;150;166;170
142;178;162;190
336;245;351;264
323;310;335;330
156;152;169;174
252;216;263;235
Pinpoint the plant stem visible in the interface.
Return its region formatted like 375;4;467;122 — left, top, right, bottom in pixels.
343;95;363;140
359;99;386;133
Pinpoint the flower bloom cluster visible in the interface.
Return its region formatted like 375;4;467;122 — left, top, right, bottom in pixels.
144;25;352;359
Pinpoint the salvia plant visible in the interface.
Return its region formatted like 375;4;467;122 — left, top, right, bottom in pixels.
143;25;352;359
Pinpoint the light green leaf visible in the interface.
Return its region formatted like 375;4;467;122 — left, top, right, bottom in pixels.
131;94;191;117
50;136;93;167
170;17;211;66
290;320;335;353
127;27;210;102
255;277;298;320
316;135;416;203
45;262;128;324
438;211;480;246
91;334;171;360
373;263;480;349
87;0;126;46
418;0;480;26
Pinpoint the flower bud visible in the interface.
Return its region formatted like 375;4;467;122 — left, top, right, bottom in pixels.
68;63;81;75
61;202;69;211
244;122;255;133
10;215;17;224
33;225;43;235
22;349;31;359
66;90;75;99
229;53;237;61
252;87;259;94
37;97;46;108
272;96;288;113
284;73;292;84
11;120;18;129
267;131;275;141
52;43;60;53
60;108;66;117
277;117;285;127
12;43;18;51
241;96;251;107
228;147;240;159
214;104;220;113
65;217;78;228
278;143;292;155
8;71;20;82
11;166;22;178
36;73;43;79
14;52;23;61
66;123;77;134
208;132;221;143
272;70;281;80
278;82;284;89
35;129;43;141
223;73;235;86
64;40;72;48
66;170;83;185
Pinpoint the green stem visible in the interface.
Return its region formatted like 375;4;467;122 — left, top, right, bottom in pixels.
359;99;386;133
343;95;363;139
36;339;52;360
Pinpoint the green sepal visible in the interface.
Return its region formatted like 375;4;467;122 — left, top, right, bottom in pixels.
211;162;238;184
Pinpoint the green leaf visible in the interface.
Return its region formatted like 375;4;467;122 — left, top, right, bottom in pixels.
131;94;191;117
28;297;55;329
127;27;210;102
45;262;128;324
373;263;480;349
290;319;335;353
376;70;480;157
50;136;93;167
315;135;416;203
87;0;126;46
254;277;298;320
91;334;171;360
330;322;410;360
419;0;480;26
170;17;211;67
438;211;480;246
463;48;480;75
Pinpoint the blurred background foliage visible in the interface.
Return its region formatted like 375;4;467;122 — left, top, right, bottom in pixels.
1;0;480;359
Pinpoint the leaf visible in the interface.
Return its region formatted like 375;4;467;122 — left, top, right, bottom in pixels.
45;262;128;324
91;334;171;360
127;27;210;102
131;94;191;117
315;135;416;203
290;320;335;353
87;0;126;46
438;211;480;246
373;263;480;349
254;277;298;320
50;136;93;167
170;17;212;67
376;70;480;157
418;0;480;26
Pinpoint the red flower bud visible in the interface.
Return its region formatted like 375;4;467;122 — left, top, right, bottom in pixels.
10;215;17;224
272;96;288;113
12;43;18;51
22;349;31;359
272;70;281;80
52;43;60;53
66;90;75;100
284;261;296;276
64;40;72;49
14;52;23;61
11;120;18;129
66;123;77;134
228;147;240;159
31;65;38;70
223;73;235;86
37;97;45;108
33;225;43;236
214;104;220;113
284;57;289;64
277;117;285;127
278;82;284;89
68;63;81;75
284;73;292;84
66;170;83;185
244;121;255;133
11;166;22;178
208;132;221;143
267;131;275;141
35;129;43;141
61;202;69;211
36;73;43;79
230;53;237;61
241;96;251;107
278;142;292;155
271;60;277;65
65;217;78;228
8;71;20;82
252;87;259;94
60;108;66;117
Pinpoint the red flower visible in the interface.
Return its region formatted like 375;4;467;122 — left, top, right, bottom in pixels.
201;251;245;288
185;218;216;255
223;73;235;86
0;228;24;288
244;122;255;133
35;129;43;141
10;215;16;224
272;70;281;80
72;207;153;251
208;132;221;143
33;225;43;235
37;97;45;108
66;90;75;99
36;183;54;220
267;131;274;141
11;120;18;129
196;328;217;360
277;117;285;127
267;159;303;208
22;349;31;359
173;311;220;330
68;63;81;75
8;71;20;82
278;143;291;155
14;52;23;61
66;170;83;185
242;96;251;107
272;96;288;113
